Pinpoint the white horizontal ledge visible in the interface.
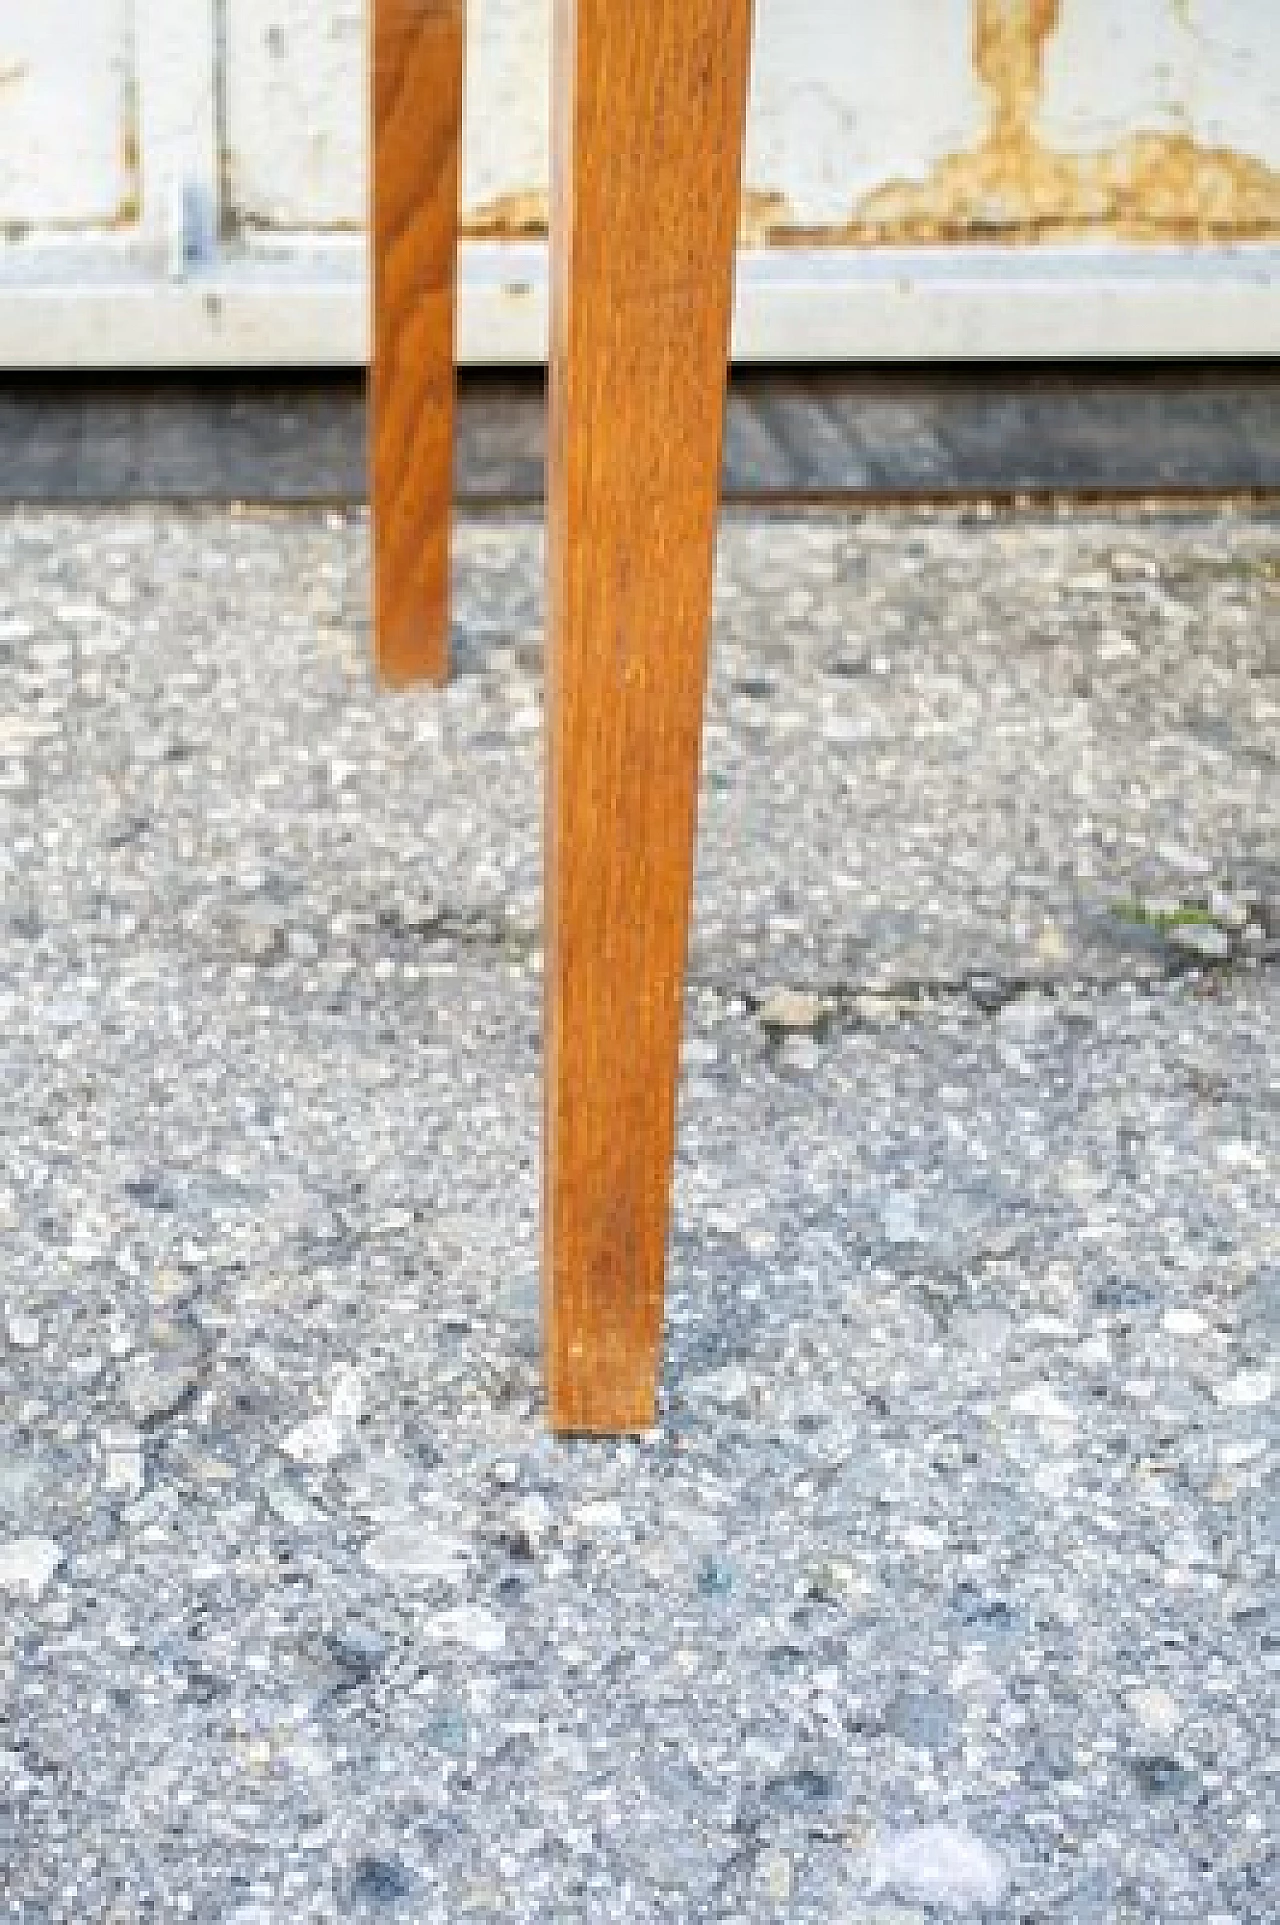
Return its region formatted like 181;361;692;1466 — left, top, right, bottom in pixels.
0;243;1277;367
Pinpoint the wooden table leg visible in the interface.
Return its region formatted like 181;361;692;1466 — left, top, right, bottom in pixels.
370;0;465;686
544;0;755;1432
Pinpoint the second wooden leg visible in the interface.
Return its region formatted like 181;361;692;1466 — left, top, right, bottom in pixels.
370;0;464;687
544;0;755;1432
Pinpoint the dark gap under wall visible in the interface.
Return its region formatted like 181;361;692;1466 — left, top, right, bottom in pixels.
0;364;1276;504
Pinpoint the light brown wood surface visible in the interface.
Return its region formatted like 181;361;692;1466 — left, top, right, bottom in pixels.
370;0;465;686
544;0;755;1432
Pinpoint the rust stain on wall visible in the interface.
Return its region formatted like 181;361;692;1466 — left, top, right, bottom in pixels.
112;78;141;228
753;0;1280;246
979;0;1062;148
463;188;549;240
432;1;1279;249
738;188;793;249
461;187;787;249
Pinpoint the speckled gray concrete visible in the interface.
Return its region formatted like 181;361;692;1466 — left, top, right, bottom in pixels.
1;506;1276;1924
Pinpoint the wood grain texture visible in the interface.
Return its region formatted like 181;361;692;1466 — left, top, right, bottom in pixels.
544;0;755;1432
370;0;464;686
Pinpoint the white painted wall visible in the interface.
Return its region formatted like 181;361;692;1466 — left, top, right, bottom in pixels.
0;1;134;227
0;0;1276;364
746;2;987;224
222;0;367;229
218;0;1280;238
221;0;556;231
1040;0;1280;166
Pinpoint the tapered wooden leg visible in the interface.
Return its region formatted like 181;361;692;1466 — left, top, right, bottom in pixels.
544;0;754;1432
370;0;464;686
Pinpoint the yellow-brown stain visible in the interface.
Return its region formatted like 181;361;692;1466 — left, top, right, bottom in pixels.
459;3;1277;249
462;188;549;239
110;84;141;229
738;187;793;249
754;0;1280;247
465;185;786;250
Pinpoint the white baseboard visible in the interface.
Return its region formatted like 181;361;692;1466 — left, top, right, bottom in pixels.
0;242;1276;368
